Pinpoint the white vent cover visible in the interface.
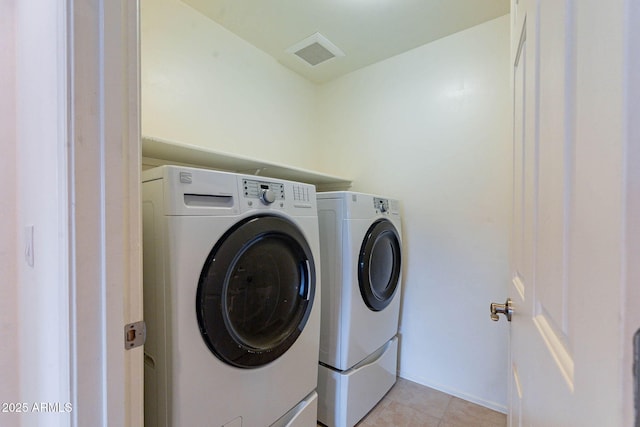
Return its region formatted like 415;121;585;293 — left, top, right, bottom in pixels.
286;32;345;66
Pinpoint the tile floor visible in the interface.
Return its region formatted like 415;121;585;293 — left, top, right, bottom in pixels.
320;378;507;427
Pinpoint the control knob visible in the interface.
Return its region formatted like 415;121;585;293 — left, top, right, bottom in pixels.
260;189;276;205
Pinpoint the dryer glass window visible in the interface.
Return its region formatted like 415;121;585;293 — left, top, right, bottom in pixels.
369;236;396;298
358;219;401;311
196;215;315;369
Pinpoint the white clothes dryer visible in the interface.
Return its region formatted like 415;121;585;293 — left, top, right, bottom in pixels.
316;191;402;427
142;165;321;427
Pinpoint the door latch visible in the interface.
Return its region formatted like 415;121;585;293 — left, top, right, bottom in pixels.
490;298;513;322
124;321;146;350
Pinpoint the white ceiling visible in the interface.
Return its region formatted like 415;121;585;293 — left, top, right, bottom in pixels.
181;0;510;84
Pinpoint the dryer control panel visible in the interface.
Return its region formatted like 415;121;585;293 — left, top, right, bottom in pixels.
373;197;400;215
373;197;389;213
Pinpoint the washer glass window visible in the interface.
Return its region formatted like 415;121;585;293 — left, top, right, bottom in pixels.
196;215;315;368
358;219;401;311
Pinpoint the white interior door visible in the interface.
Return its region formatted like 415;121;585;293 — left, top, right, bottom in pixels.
505;0;636;425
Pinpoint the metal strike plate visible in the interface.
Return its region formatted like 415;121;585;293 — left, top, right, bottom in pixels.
124;321;146;350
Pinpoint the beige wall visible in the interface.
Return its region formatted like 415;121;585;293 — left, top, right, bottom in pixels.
141;0;320;171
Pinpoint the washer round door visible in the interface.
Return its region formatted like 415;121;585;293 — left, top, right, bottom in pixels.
196;215;316;369
358;219;402;311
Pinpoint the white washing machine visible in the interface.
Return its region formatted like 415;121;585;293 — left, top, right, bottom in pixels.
316;191;402;427
142;165;321;427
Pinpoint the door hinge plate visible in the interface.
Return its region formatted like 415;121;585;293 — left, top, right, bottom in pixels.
634;328;640;427
124;320;146;350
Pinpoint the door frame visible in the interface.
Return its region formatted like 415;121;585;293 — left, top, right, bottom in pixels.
623;1;640;424
68;0;142;426
5;1;141;425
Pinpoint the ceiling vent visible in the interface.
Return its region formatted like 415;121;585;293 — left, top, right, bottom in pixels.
286;32;345;66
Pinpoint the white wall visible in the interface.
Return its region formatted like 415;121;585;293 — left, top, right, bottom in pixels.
141;0;320;170
13;2;71;426
316;16;511;411
0;1;19;425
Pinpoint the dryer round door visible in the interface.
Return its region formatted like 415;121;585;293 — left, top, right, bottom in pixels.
358;218;402;311
196;215;316;369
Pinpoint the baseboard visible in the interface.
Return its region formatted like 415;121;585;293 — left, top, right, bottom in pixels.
397;370;508;414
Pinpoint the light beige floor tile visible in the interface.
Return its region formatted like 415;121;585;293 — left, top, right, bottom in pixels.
357;400;441;427
321;378;506;427
383;378;452;419
439;396;507;427
357;393;392;422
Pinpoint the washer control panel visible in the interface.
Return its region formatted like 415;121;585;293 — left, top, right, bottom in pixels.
243;179;285;205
